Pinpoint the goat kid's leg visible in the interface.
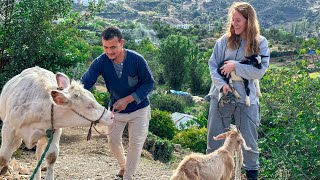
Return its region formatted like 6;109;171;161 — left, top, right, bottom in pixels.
230;73;241;99
228;79;241;99
234;90;241;99
244;79;251;106
253;79;262;97
0;122;22;175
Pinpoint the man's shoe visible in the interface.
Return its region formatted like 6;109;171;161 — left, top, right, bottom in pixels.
246;170;258;180
114;174;123;180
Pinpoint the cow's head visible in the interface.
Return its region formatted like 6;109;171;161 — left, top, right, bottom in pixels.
50;73;113;127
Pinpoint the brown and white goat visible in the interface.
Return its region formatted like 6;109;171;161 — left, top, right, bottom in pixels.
170;129;251;180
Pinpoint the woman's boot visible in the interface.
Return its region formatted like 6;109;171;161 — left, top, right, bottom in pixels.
246;170;258;180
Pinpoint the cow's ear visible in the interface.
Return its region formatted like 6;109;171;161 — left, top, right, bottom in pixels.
51;91;69;105
56;73;70;90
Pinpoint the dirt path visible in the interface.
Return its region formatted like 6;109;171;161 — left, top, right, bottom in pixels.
5;127;175;180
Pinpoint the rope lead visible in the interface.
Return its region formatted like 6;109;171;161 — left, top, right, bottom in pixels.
29;129;54;180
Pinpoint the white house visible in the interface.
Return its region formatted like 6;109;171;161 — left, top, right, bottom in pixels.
175;24;191;29
171;112;195;129
73;0;98;6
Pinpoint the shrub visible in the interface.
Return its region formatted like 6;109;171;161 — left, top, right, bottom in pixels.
172;127;207;154
259;64;319;179
179;102;209;130
178;115;208;130
143;132;174;163
91;45;103;59
92;90;110;107
149;109;177;140
150;92;190;113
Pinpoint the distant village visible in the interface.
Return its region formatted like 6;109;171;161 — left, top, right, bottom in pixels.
73;0;192;30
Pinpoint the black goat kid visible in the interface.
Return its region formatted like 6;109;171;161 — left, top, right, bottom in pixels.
217;54;268;107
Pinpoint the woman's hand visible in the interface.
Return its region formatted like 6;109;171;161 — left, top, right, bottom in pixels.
220;60;236;77
222;84;232;95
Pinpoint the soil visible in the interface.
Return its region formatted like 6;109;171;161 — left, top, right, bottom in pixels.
2;126;177;180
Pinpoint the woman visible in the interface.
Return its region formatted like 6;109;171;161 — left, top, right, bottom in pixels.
206;2;270;180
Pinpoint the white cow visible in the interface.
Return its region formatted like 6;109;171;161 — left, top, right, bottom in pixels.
0;66;113;180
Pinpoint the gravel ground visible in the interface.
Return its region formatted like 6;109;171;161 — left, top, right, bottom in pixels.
2;126;176;180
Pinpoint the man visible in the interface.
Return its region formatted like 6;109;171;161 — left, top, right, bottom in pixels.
81;26;154;180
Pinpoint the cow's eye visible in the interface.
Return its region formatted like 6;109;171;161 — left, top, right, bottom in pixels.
73;93;79;98
87;103;94;109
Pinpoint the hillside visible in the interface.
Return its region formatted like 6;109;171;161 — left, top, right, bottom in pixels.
92;0;320;36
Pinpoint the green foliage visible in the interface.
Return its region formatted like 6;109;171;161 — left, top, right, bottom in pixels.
143;132;174;163
63;61;90;80
261;28;304;50
135;37;163;84
150;92;190;113
149;109;177;140
185;46;211;94
179;102;209;130
172;127;207;154
0;0;102;90
259;64;319;179
179;114;208;131
91;90;110;107
91;45;103;59
158;35;194;90
301;37;320;50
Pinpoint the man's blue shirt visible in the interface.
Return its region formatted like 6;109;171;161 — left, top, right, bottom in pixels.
81;49;154;113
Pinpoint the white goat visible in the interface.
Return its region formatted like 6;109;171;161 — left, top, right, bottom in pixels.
170;129;251;180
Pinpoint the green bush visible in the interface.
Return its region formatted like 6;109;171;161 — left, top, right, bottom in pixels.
178;115;208;130
172;127;207;154
259;63;319;179
150;92;190;113
91;45;103;59
149;109;177;140
92;90;110;107
143;132;174;163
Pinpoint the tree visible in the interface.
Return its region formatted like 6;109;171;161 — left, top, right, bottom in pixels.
0;0;102;89
158;35;193;90
136;37;162;84
185;44;210;94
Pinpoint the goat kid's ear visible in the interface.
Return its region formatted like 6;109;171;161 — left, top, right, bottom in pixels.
213;132;227;140
255;55;262;64
51;90;70;105
56;73;71;90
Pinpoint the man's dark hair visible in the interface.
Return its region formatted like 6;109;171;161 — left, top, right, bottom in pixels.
101;26;123;41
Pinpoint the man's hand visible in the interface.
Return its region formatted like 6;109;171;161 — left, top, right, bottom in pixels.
113;95;134;112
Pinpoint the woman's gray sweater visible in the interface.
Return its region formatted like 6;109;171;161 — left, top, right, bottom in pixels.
208;35;270;105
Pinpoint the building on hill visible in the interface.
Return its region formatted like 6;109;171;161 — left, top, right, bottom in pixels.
175;24;190;29
73;0;98;6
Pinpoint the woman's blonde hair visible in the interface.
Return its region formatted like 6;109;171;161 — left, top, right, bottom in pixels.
226;2;260;56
